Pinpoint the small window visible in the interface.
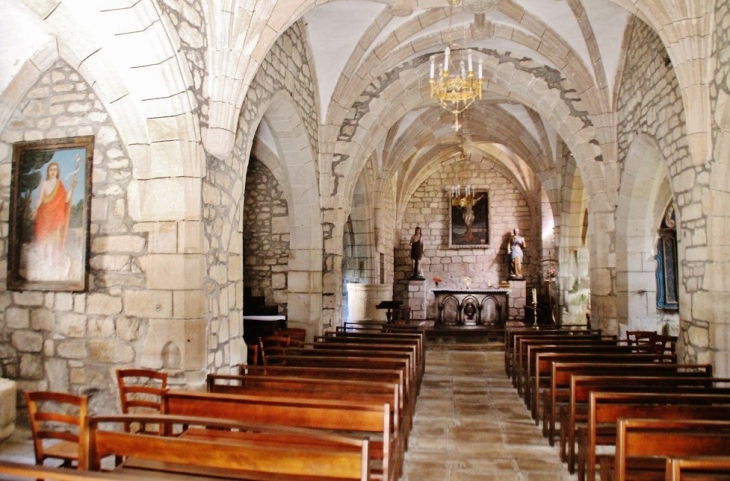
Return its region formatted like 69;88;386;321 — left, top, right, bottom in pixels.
655;203;678;310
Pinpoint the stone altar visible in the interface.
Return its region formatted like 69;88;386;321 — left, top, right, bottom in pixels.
433;288;509;326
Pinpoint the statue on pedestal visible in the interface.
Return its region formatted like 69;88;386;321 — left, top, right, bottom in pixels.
508;228;526;279
410;226;425;279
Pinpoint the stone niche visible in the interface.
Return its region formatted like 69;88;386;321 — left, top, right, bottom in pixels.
346;283;393;322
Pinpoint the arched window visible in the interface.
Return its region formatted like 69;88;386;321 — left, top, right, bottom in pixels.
655;203;678;310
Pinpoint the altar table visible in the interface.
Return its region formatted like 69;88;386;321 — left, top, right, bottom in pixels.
433;288;509;326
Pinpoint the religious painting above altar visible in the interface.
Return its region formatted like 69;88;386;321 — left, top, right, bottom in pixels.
449;189;488;248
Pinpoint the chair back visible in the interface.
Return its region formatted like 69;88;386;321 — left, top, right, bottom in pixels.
24;390;87;467
626;330;656;347
652;334;678;354
115;368;168;434
276;327;307;344
259;335;291;365
247;343;260;366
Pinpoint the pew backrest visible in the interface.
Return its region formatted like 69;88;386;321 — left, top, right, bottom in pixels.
80;413;371;480
163;391;391;479
614;419;730;481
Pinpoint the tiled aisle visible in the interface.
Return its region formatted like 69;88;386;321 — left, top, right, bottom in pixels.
401;348;575;480
0;348;577;480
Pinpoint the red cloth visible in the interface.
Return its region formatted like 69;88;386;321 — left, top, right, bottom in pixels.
34;180;69;245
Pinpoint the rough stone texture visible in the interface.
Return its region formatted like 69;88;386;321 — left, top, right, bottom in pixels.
204;20;319;368
243;158;289;315
395;159;535;319
615;19;697;356
0;61;147;411
158;0;208;129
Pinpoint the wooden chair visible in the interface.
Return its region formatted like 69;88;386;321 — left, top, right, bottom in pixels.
259;335;291;365
652;334;678;354
626;330;656;348
115;368;167;435
247;343;259;366
25;390;87;468
276;327;307;346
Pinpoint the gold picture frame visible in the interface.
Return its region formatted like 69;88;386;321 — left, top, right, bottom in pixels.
7;136;94;292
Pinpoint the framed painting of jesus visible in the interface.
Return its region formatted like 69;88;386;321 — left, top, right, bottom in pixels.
449;190;489;247
7;136;94;292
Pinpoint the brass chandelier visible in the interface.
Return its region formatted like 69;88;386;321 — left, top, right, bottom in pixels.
429;0;483;131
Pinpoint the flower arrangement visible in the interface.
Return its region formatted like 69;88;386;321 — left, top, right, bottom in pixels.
433;276;442;287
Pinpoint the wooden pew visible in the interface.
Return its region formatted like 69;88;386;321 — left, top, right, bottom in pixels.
517;338;627;395
530;351;677;420
262;355;413;411
322;331;425;379
567;382;730;479
509;331;604;383
665;456;730;481
524;346;665;410
162;390;396;481
543;362;712;444
79;413;371;480
506;330;603;379
0;461;139;480
282;346;418;392
207;373;404;434
238;364;409;431
602;419;730;481
206;373;407;459
562;375;723;470
316;335;425;383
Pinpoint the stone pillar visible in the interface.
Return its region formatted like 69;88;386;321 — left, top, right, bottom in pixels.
405;279;427;320
508;279;527;320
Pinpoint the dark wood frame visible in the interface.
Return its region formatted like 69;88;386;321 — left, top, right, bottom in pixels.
448;190;489;247
7;136;94;292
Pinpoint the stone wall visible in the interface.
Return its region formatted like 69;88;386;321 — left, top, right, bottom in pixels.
204;19;319;367
243;158;289;315
616;19;692;354
0;61;146;413
395;159;536;319
709;0;730;373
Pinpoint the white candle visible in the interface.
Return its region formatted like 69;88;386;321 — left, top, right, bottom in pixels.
478;60;483;79
532;288;537;301
468;50;473;72
430;56;435;79
444;47;450;72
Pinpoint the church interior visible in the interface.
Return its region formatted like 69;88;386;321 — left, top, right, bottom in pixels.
0;0;729;478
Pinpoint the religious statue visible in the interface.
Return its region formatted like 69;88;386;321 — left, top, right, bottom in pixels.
508;228;526;279
410;226;424;279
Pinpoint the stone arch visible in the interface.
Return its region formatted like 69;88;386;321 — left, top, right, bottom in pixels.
321;51;607;325
615;135;676;335
606;0;714;168
348;172;377;282
243;143;290;317
557;152;591;325
250;92;323;338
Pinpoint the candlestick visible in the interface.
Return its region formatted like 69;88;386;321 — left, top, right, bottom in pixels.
532;288;537;302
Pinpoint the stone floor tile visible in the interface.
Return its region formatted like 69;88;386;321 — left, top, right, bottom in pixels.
400;348;575;480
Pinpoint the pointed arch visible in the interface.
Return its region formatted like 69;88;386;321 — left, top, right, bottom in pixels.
615;134;676;335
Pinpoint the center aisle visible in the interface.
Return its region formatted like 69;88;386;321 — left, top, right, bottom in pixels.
400;348;576;480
